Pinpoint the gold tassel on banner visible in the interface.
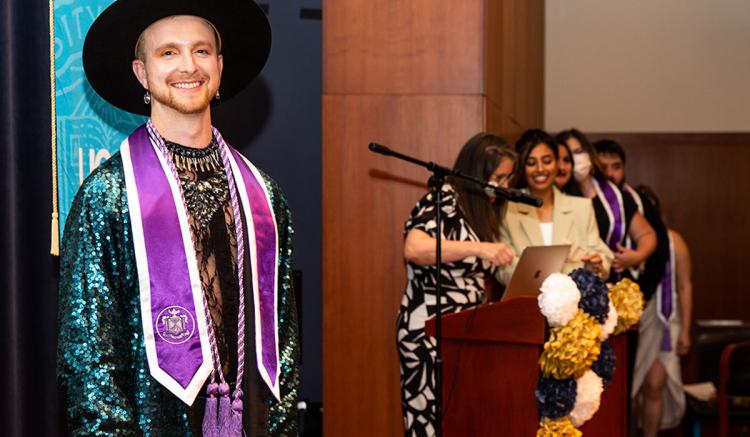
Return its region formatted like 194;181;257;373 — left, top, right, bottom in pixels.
51;212;60;256
49;0;60;256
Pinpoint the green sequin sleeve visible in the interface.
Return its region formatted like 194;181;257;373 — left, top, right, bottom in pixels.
265;176;301;436
57;157;141;436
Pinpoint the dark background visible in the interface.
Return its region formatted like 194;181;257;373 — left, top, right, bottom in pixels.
0;0;322;435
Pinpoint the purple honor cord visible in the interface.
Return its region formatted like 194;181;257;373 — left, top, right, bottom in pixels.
146;120;246;436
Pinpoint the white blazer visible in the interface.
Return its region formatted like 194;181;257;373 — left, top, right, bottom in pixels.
496;187;613;285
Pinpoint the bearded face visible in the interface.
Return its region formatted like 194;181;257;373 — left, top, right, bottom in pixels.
133;15;223;116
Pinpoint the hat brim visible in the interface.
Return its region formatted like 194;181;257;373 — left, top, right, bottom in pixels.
83;0;271;116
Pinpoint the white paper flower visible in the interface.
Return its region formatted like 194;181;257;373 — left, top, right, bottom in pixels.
538;273;581;327
599;301;618;341
570;370;603;427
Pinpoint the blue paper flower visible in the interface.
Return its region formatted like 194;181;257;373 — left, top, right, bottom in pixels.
536;375;577;419
591;340;616;387
570;268;610;324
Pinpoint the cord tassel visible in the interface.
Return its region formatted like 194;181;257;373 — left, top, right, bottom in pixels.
227;388;244;436
202;382;220;437
217;382;232;433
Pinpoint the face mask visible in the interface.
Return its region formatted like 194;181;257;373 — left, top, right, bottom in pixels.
572;152;592;182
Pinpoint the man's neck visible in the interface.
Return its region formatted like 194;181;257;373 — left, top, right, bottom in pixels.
150;105;214;149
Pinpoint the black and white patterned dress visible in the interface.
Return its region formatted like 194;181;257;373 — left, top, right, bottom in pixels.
397;183;492;436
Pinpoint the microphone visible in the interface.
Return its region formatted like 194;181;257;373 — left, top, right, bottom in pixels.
368;143;393;156
484;184;542;207
499;187;543;207
368;142;543;207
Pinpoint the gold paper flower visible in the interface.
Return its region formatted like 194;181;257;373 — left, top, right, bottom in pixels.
608;278;644;335
539;310;602;379
536;417;583;437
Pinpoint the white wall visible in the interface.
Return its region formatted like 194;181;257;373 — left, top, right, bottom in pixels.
545;0;750;133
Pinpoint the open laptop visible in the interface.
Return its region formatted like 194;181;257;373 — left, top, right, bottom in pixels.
501;244;571;301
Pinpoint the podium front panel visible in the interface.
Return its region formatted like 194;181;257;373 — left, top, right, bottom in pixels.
427;297;629;436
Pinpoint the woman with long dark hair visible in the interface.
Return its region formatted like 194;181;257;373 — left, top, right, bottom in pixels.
554;129;656;282
397;132;516;436
555;138;582;196
495;129;612;285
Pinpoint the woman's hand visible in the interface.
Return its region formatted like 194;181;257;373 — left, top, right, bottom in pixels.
475;242;515;267
677;329;691;356
582;253;603;276
404;229;515;266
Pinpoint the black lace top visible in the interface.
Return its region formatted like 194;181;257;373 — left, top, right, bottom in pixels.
165;139;269;435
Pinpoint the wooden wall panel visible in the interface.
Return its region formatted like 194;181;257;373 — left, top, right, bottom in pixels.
323;95;484;436
323;1;545;434
484;0;545;134
587;133;750;321
485;97;524;141
324;0;483;95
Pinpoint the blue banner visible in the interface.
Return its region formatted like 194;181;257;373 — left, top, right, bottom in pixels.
53;0;146;234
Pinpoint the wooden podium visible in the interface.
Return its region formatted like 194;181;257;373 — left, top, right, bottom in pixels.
425;297;628;436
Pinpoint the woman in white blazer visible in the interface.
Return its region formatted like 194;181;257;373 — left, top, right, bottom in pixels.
496;129;613;286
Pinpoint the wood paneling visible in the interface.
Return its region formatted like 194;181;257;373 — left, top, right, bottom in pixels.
323;1;545;434
486;97;524;141
484;0;545;133
587;133;750;321
324;0;484;95
323;95;484;436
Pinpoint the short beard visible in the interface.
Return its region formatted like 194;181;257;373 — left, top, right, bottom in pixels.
150;86;213;115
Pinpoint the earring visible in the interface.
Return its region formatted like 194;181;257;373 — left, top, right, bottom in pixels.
215;90;221;100
143;91;151;104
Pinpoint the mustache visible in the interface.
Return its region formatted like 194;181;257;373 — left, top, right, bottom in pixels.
167;73;210;82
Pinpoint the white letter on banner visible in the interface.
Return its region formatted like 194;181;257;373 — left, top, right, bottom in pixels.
78;147;111;185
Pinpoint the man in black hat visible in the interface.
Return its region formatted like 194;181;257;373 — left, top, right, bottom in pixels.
57;2;299;436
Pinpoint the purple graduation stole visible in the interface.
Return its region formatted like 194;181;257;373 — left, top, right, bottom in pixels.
657;233;677;351
120;125;281;404
593;175;627;251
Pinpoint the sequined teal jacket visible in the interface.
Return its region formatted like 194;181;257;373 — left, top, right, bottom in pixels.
57;153;299;436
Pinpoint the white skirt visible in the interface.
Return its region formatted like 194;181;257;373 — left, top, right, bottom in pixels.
631;298;686;429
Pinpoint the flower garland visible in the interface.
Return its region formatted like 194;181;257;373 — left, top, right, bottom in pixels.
535;270;644;436
608;278;644;335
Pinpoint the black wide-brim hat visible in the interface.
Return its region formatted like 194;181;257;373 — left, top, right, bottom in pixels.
83;0;271;115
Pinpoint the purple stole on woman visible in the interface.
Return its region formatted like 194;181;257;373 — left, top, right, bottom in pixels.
657;234;677;351
592;175;627;251
120;125;281;405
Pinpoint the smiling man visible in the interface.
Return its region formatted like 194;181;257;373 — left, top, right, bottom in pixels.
57;1;299;436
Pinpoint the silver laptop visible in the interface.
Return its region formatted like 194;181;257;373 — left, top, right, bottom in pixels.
502;244;571;301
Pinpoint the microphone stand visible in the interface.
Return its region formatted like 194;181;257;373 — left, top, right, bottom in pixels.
368;142;540;436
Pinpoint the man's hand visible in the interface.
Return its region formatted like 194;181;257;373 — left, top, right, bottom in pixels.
612;243;641;273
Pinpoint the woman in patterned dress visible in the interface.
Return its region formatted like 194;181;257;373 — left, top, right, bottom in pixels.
397;133;517;436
